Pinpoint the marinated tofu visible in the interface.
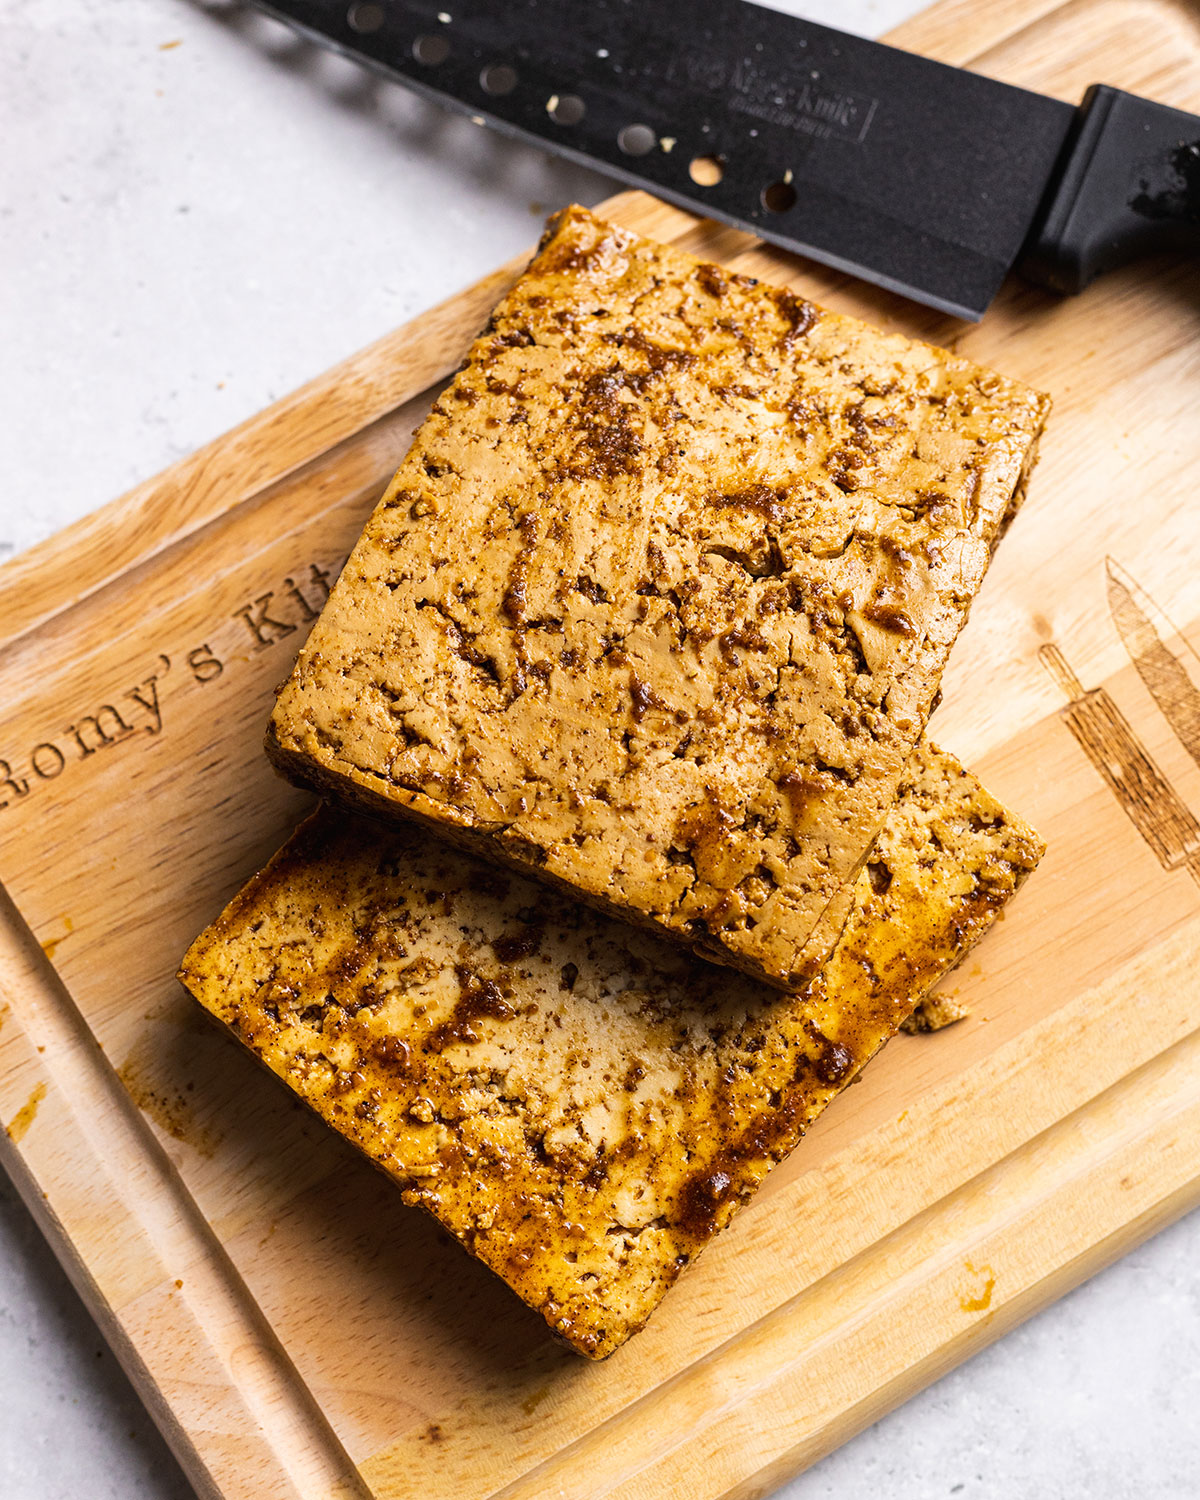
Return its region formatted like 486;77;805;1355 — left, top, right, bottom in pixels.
267;205;1049;988
902;991;972;1032
180;741;1043;1358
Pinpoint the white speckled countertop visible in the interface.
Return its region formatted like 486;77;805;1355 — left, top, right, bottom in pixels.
1;2;1197;1496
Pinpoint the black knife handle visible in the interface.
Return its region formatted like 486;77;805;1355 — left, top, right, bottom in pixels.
1021;84;1200;294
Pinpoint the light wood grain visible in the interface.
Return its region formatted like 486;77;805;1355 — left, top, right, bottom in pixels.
1;1;1198;1496
0;882;368;1500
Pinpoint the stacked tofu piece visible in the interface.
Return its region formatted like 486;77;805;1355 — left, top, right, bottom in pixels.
181;207;1048;1356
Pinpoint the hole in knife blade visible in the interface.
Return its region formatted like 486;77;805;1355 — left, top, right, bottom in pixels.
688;155;724;187
480;63;518;96
347;2;384;33
412;33;450;65
617;124;656;157
761;179;797;213
547;94;586;126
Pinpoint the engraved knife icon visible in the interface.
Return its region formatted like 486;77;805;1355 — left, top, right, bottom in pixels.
1040;642;1200;887
1105;556;1200;771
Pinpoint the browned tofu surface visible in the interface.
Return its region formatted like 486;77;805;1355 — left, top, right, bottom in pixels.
180;742;1043;1358
902;991;972;1033
267;206;1048;988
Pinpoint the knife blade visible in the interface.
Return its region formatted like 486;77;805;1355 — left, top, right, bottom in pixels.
1106;556;1200;773
249;0;1200;319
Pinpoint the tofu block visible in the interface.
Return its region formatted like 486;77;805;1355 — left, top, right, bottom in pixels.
267;206;1049;987
180;742;1044;1358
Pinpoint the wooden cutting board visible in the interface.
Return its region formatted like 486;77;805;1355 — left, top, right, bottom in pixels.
2;1;1198;1495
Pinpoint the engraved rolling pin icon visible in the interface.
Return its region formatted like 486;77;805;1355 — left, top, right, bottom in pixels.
1040;642;1200;887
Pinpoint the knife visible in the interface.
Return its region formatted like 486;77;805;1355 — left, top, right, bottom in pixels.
1106;556;1200;773
249;0;1200;320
